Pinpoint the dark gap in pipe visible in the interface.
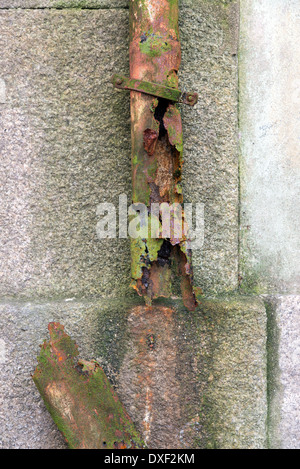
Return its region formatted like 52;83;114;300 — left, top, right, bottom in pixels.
154;98;169;139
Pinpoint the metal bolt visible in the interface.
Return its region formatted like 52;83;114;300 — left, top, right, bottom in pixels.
116;77;123;86
188;94;193;102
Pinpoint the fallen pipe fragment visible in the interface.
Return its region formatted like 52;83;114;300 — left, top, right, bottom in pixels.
33;322;144;449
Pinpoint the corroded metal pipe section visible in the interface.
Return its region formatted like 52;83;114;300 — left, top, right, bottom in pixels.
33;323;144;449
129;0;197;311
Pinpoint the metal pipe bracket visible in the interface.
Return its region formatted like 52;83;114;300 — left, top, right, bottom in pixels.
111;74;198;107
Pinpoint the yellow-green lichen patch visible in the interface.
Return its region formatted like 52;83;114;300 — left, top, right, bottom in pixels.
163;104;183;153
33;323;145;449
130;215;163;281
139;33;172;57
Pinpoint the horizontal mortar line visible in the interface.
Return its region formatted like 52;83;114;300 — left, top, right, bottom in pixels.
0;6;129;10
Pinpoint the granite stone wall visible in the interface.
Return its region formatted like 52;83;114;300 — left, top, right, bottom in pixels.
0;0;298;449
240;0;300;448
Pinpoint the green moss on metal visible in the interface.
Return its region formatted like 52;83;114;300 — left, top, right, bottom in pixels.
147;157;158;179
131;217;163;280
163;104;183;153
167;0;179;36
139;33;172;57
132;171;151;206
117;76;181;102
33;323;145;449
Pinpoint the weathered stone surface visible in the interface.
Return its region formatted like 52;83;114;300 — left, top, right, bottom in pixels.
180;0;240;294
0;297;139;449
118;305;184;449
0;2;239;300
188;296;267;449
239;0;300;294
266;295;300;449
0;0;128;8
0;9;132;299
0;297;267;449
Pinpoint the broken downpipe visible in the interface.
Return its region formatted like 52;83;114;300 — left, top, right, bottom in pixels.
113;0;198;311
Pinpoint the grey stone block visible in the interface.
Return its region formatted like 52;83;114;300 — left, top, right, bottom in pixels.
239;0;300;294
181;0;240;294
0;1;128;9
190;296;267;449
0;297;139;449
0;296;267;449
0;9;132;299
266;295;300;449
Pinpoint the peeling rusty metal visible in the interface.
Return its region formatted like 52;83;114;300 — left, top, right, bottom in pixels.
33;323;144;449
126;0;198;311
143;128;159;156
111;74;198;106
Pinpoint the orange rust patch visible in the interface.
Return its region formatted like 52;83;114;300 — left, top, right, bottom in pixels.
33;323;144;449
118;305;185;448
144;128;159;156
154;136;174;201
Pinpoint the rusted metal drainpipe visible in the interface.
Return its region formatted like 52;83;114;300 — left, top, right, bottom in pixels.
33;0;199;450
113;0;198;311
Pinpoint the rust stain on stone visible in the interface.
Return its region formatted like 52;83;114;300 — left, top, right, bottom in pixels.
118;305;183;448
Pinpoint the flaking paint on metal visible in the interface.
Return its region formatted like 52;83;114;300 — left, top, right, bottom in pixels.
129;0;197;311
